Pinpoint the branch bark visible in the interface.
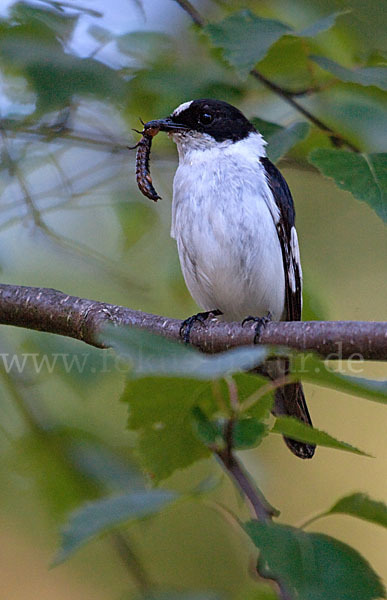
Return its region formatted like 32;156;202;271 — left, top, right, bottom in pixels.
0;284;386;360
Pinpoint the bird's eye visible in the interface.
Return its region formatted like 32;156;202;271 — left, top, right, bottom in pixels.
199;112;214;125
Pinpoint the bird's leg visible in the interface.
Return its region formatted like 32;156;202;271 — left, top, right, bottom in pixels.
180;309;222;344
242;311;272;344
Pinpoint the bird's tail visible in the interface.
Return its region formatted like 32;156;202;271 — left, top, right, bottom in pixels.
274;381;315;459
262;356;315;459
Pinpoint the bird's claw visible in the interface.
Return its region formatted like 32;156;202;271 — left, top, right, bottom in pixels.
179;309;222;344
242;312;272;344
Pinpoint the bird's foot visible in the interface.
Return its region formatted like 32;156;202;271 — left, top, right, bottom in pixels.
242;312;272;344
180;309;222;344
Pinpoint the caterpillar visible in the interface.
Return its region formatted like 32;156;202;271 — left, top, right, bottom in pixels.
132;126;161;202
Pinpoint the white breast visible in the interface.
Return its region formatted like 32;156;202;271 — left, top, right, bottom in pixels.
171;132;285;322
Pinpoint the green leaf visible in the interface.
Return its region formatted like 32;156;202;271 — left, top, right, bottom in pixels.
271;417;370;456
8;429;99;520
243;393;274;420
68;439;147;493
99;325;270;380
204;10;346;79
233;372;271;404
250;117;283;139
291;353;387;404
233;418;268;449
251;118;309;162
123;377;215;481
311;55;387;91
192;406;222;446
244;521;385;600
205;10;291;77
327;493;387;528
297;12;348;38
232;372;274;418
54;489;179;564
0;9;125;114
117;31;172;62
266;122;310;163
309;149;387;223
11;2;79;42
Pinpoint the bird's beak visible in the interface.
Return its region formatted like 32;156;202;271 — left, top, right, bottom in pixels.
143;118;188;133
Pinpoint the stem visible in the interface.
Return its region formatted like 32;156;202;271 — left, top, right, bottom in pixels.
297;511;327;530
216;449;276;522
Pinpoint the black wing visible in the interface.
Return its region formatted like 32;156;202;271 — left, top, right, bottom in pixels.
260;158;314;458
260;157;302;322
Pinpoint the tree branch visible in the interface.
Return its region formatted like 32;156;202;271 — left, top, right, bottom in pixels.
0;284;386;360
174;0;360;152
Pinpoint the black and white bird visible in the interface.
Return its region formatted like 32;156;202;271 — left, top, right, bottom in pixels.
145;98;315;459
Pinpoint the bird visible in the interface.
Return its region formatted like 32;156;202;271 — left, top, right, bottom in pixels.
144;98;315;459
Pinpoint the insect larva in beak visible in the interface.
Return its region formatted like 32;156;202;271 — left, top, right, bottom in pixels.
134;126;161;202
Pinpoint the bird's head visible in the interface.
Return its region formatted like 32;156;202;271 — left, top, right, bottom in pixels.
143;98;257;155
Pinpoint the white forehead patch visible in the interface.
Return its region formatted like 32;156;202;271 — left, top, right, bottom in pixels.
172;100;193;117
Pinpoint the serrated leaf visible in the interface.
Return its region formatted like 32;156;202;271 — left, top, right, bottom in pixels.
292;352;387;404
266;122;309;163
233;418;268;449
244;521;385;600
54;489;179;564
205;10;291;77
99;325;270;380
309;149;387;223
123;377;215;481
311;55;387;91
327;493;387;528
271;417;370;456
297;11;348;38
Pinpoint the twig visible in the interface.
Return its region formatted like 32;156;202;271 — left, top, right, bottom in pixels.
215;448;275;522
0;284;386;360
111;531;152;593
173;0;206;27
0;129;142;291
250;70;359;152
215;446;287;595
0;118;131;152
174;1;360;152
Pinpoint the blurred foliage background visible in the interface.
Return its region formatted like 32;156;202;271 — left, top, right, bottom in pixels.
0;0;386;599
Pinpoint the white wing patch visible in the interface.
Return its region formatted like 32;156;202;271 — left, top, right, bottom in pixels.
172;100;193;117
289;226;302;293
